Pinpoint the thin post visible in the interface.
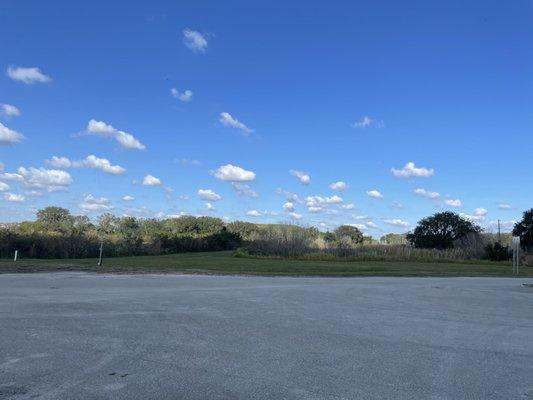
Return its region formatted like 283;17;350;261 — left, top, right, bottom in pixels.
497;219;501;243
97;241;103;267
14;250;18;262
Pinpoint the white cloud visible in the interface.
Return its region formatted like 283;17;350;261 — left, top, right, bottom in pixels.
414;188;440;199
142;174;162;186
0;122;24;145
489;220;516;231
329;181;347;191
349;223;368;231
246;210;261;217
366;189;383;199
341;203;355;210
306;195;343;208
351;116;384;129
6;66;51;84
384;219;410;227
366;221;378;229
498;202;511;210
198;189;222;201
205;202;215;211
171;88;193;102
283;202;294;211
3;192;25;203
79;194;112;211
474;208;488;217
219;112;253;135
122;195;134;201
213;164;256;182
86;119;146;150
0;181;9;192
231;182;258;198
460;208;488;222
290;169;311;185
1;104;21;117
47;155;126;175
289;212;303;220
183;28;208;52
15;167;72;192
391;162;434;178
444;199;462;207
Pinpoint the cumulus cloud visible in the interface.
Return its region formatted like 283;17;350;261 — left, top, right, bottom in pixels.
205;202;215;211
183;28;208;52
329;181;347;191
246;210;261;217
283;202;295;211
6;66;51;84
341;203;355;210
79;194;112;211
306;195;343;207
47;155;126;175
231;182;258;198
198;189;222;201
289;212;303;220
366;221;378;229
0;122;24;145
3;192;25;202
290;169;311;185
219;112;253;135
460;208;488;222
351;116;384;129
8;167;73;192
384;219;409;227
142;174;162;186
391;162;434;178
366;189;383;199
213;164;256;182
444;199;462;207
1;104;21;117
122;195;134;201
0;181;9;192
414;188;440;199
171;88;193;102
86;119;146;150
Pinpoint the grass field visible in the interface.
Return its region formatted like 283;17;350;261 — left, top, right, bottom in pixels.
0;251;531;277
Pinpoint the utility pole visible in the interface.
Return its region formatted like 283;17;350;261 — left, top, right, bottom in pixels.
497;219;501;243
97;240;104;267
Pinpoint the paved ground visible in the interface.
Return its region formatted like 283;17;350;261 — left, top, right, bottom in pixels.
1;273;532;400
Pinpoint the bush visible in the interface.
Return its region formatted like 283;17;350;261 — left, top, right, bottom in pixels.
484;242;511;261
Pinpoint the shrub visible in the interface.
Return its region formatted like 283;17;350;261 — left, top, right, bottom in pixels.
484;242;511;261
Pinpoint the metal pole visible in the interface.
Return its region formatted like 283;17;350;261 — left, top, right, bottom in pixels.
497;219;501;243
97;241;103;267
14;250;18;262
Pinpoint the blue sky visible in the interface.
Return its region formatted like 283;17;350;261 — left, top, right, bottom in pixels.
0;0;531;235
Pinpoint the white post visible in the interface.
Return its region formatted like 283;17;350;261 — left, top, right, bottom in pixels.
512;236;520;275
14;250;18;262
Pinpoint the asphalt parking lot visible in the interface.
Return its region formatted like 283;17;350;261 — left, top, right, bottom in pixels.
1;273;532;399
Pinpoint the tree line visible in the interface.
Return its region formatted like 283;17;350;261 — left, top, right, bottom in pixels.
0;206;531;260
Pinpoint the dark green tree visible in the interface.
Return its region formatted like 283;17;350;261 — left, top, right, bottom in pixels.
512;208;533;249
407;211;481;249
333;225;363;244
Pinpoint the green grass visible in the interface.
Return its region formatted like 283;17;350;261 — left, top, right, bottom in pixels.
0;251;531;277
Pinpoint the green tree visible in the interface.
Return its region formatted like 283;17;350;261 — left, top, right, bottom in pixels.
36;207;74;234
407;211;481;249
512;208;533;249
380;233;407;245
333;225;363;244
